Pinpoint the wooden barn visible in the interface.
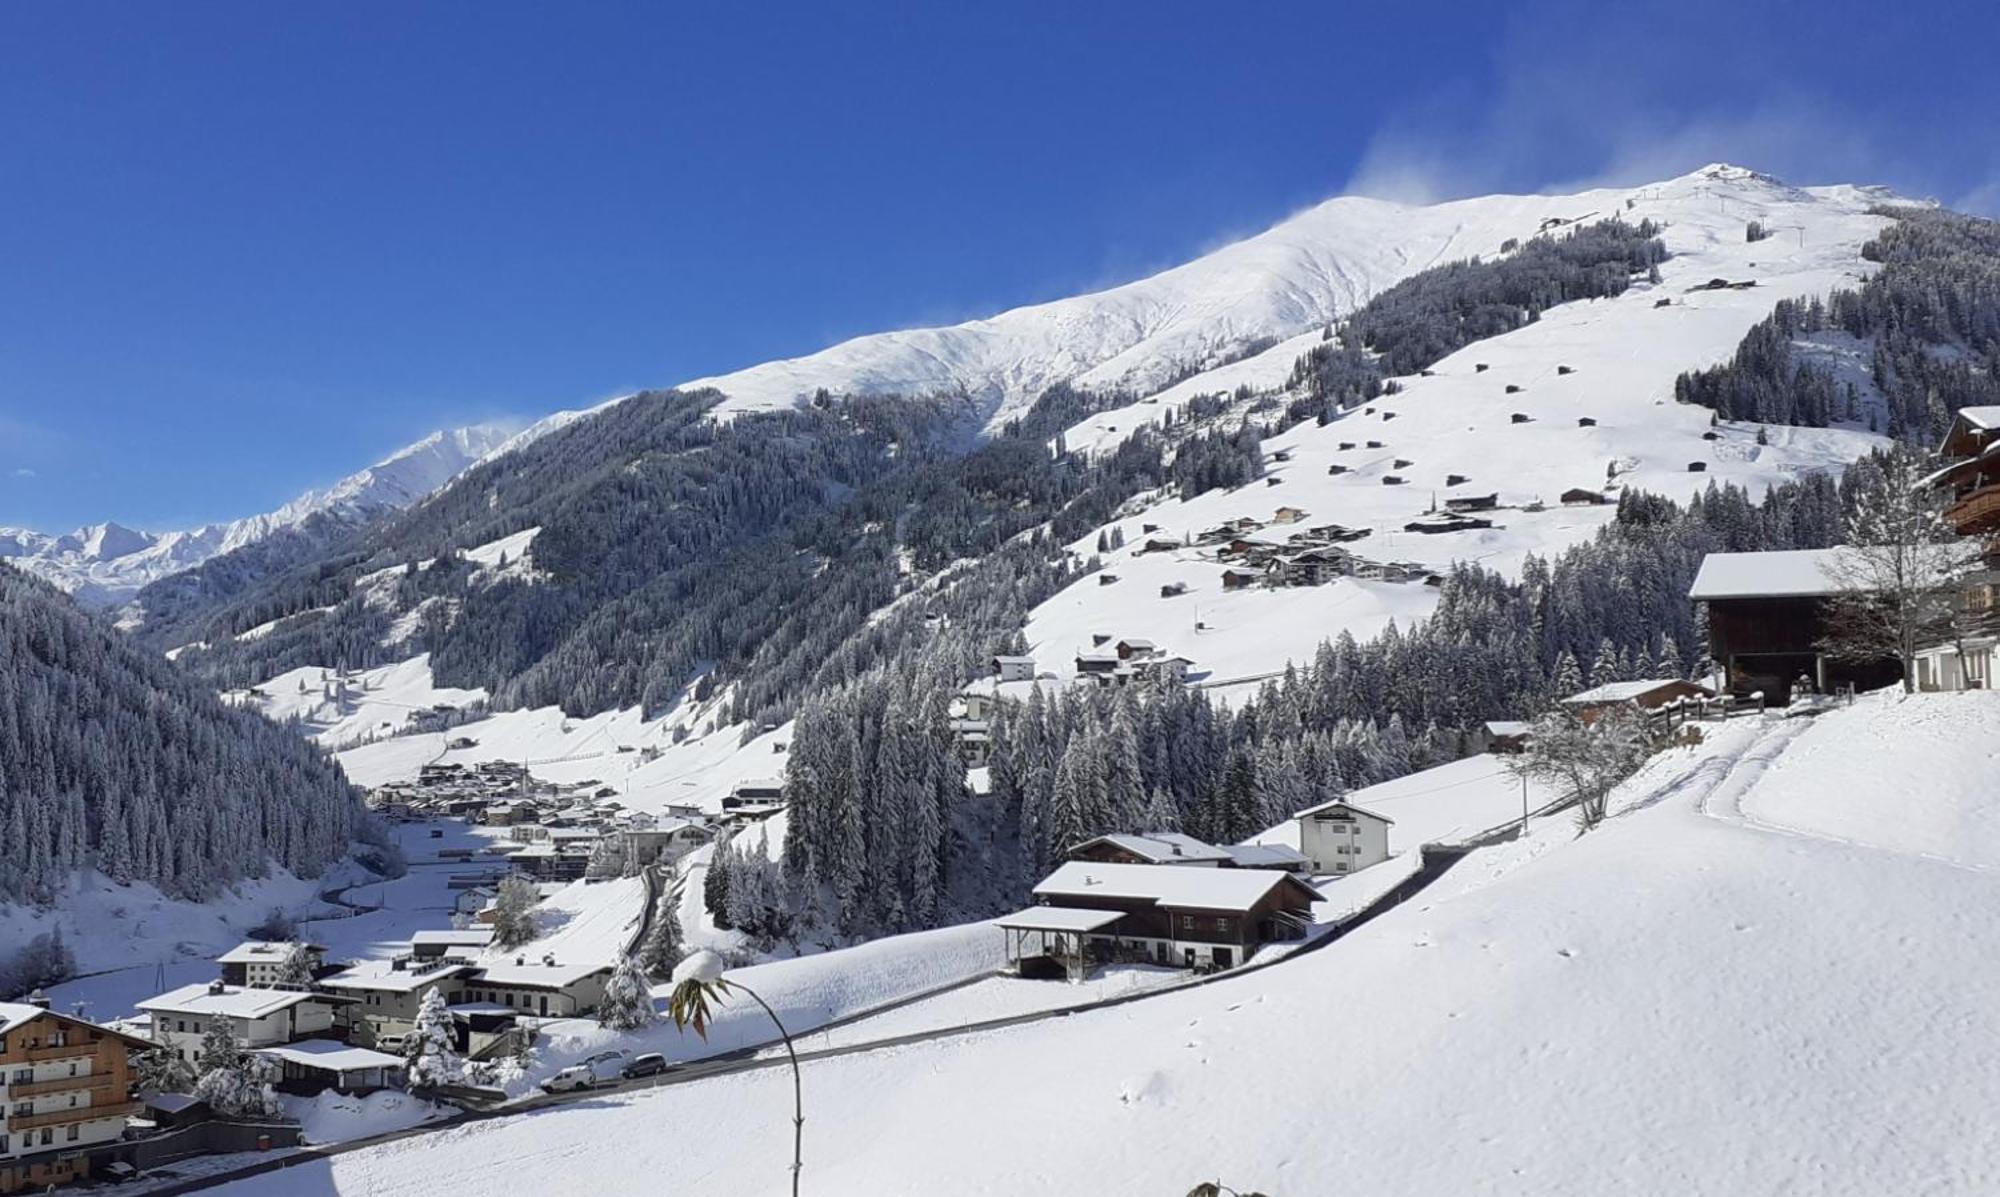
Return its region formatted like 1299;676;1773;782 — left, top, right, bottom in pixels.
1559;678;1713;723
1689;548;1902;703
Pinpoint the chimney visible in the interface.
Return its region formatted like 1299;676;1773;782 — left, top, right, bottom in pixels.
26;988;51;1010
207;980;226;996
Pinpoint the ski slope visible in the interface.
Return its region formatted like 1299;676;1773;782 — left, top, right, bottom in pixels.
208;698;2000;1196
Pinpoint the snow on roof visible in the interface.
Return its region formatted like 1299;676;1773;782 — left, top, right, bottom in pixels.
1291;796;1397;824
995;906;1127;934
412;929;496;947
1484;720;1532;736
139;984;333;1019
1224;843;1309;869
1957;406;2000;431
253;1040;404;1072
993;654;1035;664
1561;678;1706;705
0;1002;45;1036
1072;832;1231;864
216;940;320;964
320;960;474;994
145;1093;204;1114
1033;861;1318;912
1687;548;1862;600
473;957;612;989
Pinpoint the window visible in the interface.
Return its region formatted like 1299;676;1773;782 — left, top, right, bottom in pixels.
65;1124;79;1142
39;1128;52;1146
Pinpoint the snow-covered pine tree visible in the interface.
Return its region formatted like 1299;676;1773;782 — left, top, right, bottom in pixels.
639;881;686;979
599;953;657;1030
190;1024;282;1118
404;986;462;1089
490;874;542;949
276;941;318;988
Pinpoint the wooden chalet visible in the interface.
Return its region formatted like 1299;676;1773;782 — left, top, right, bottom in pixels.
1930;406;2000;536
1013;862;1321;975
0;1002;155;1194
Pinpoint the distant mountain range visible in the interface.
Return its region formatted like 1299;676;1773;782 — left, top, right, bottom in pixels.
0;424;520;606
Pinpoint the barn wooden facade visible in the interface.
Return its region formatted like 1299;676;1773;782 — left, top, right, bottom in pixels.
1689;549;1901;703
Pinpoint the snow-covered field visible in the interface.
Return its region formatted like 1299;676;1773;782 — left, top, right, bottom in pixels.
1024;169;1892;686
206;699;2000;1195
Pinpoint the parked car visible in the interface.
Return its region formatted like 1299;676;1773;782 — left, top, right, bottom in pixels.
621;1053;668;1079
542;1051;627;1092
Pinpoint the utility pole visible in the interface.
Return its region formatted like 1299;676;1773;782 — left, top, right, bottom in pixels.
1521;772;1530;838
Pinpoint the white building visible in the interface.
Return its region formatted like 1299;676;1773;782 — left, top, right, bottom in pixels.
215;940;324;988
456;957;612;1021
1291;798;1395;875
138;982;348;1063
620;817;713;869
993;654;1035;682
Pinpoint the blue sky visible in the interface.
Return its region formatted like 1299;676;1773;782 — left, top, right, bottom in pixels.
3;0;1995;531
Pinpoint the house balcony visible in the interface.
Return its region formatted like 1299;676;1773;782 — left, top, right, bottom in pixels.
6;1071;115;1099
7;1099;142;1132
22;1040;97;1062
1945;484;2000;536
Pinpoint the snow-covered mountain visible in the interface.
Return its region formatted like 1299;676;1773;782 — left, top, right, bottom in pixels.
680;163;1898;428
0;424;519;606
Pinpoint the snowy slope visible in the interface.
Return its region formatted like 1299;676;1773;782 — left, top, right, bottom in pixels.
0;424;519;606
682;165;1902;431
210;703;2000;1196
1019;166;1897;688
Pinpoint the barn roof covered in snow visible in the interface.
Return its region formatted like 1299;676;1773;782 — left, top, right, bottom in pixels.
1560;679;1710;706
1687;548;1863;600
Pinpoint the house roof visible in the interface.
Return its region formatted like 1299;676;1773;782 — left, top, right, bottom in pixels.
1483;720;1532;737
1223;843;1310;869
216;941;322;965
1070;832;1232;865
1687;548;1864;600
320;961;475;995
1957;405;2000;431
471;958;613;989
0;1002;46;1036
995;906;1127;934
1290;796;1397;825
254;1040;404;1073
1032;861;1320;912
1561;678;1709;706
411;929;496;948
139;983;336;1019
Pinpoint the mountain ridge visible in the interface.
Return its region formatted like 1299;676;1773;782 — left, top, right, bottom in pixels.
0;422;521;606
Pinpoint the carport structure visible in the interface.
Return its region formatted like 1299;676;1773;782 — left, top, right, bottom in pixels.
996;906;1124;983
